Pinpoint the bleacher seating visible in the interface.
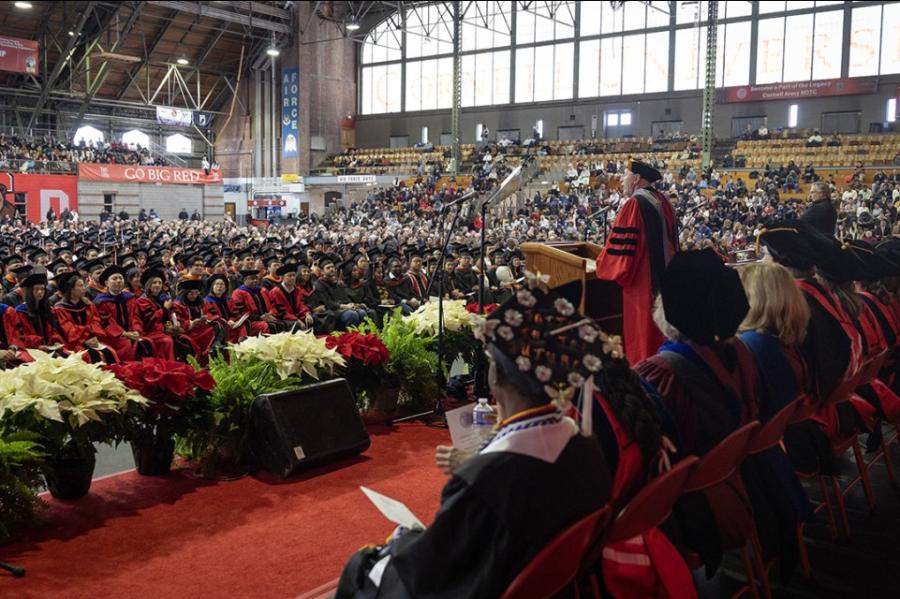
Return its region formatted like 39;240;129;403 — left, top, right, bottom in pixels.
733;133;900;168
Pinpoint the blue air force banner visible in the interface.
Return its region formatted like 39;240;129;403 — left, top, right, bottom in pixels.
281;68;299;159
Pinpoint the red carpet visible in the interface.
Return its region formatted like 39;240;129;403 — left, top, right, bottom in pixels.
0;422;449;599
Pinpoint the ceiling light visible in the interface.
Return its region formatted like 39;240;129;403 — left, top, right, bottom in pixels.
266;47;280;57
176;57;189;65
68;31;75;37
14;2;33;9
346;17;361;31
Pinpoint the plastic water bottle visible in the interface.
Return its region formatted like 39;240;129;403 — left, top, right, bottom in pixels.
472;398;497;443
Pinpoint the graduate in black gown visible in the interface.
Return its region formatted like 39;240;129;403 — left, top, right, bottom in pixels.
336;274;612;599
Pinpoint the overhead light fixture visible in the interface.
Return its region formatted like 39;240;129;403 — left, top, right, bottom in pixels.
267;46;280;57
68;31;75;37
14;1;33;9
346;17;361;31
176;57;189;65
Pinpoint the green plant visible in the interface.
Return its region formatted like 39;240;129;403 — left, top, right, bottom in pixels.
175;354;305;470
355;311;439;411
0;429;46;537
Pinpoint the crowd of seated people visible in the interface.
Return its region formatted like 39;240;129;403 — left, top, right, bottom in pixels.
0;134;168;173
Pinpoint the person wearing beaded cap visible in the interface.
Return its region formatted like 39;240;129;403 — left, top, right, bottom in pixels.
335;271;612;599
596;158;678;365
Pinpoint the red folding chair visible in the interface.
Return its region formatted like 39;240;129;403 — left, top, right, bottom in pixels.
501;504;612;599
681;422;761;599
575;456;700;597
744;401;799;599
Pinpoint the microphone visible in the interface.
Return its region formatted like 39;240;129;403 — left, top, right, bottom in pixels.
440;189;478;211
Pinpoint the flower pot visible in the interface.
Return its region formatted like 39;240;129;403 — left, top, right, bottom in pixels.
131;435;175;476
362;387;400;424
43;452;96;500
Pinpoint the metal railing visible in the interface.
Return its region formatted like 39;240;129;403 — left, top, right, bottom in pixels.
0;158;77;174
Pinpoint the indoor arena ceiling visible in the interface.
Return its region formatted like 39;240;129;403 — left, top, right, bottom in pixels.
0;1;292;125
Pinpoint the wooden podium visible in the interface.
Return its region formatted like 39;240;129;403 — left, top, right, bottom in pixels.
520;242;623;335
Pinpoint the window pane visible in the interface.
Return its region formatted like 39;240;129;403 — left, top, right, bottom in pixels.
620;112;632;126
759;2;785;14
436;57;453;109
493;50;511;104
783;14;813;82
622;34;645;95
601;2;623;34
579;39;600;98
645;31;669;93
363;21;402;64
360;67;373;114
849;5;882;77
599;36;622;96
553;42;574;100
166;134;191;154
516;4;535;44
816;1;843;6
882;3;900;75
385;63;402;113
790;1;814;9
607;113;619;127
581;1;601;36
534;46;554;102
623;2;645;31
473;54;490;107
461;54;476;107
677;1;707;24
721;0;751;19
122;129;150;149
462;1;512;51
74;126;104;146
813;9;843;80
647;3;670;28
674;27;702;90
756;17;785;84
723;21;751;86
515;47;534;102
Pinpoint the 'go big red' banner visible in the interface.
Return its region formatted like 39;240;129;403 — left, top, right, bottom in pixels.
78;163;223;185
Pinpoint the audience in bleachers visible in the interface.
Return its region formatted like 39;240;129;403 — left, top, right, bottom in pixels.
0;134;169;173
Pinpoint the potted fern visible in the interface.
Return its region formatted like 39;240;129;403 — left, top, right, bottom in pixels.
0;429;45;536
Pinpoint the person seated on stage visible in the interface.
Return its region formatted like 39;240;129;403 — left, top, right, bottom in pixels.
267;263;314;331
336;276;612;599
173;279;219;362
634;249;760;576
735;261;816;578
53;271;119;364
131;270;178;361
230;269;285;335
5;272;67;359
314;255;369;331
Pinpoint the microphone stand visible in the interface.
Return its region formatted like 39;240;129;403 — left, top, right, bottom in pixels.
393;190;476;426
474;165;524;398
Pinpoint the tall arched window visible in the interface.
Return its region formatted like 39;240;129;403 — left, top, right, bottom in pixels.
73;125;104;146
122;129;150;149
165;133;191;154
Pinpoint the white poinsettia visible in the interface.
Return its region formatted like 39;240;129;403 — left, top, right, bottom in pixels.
0;350;148;428
229;330;346;380
405;300;472;336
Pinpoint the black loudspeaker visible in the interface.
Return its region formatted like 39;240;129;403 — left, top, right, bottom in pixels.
249;378;371;477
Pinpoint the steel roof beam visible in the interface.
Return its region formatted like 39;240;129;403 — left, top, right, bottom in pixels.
147;1;292;34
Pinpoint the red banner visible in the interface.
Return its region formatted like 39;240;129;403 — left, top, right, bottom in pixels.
0;35;38;75
718;78;878;103
78;163;223;185
1;173;78;224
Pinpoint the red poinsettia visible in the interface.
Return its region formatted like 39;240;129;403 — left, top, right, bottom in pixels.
325;332;390;366
466;302;498;314
107;359;215;414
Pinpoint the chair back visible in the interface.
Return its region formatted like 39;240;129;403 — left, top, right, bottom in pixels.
683;421;760;492
501;504;612;599
747;401;797;454
600;456;700;547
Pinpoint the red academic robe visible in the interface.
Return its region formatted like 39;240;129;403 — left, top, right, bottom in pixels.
203;296;247;343
267;284;310;321
596;188;678;365
93;293;143;361
230;286;272;336
53;301;120;363
172;300;216;360
0;305;30;364
6;305;66;351
130;295;176;361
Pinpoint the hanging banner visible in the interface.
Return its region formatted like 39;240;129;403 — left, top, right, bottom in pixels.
0;173;78;224
193;111;214;128
78;164;222;185
156;105;193;127
281;67;299;159
0;35;38;75
718;78;878;103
